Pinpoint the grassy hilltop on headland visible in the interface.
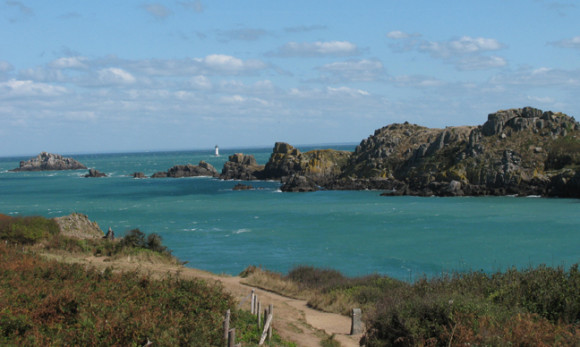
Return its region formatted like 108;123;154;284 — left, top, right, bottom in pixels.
1;213;579;346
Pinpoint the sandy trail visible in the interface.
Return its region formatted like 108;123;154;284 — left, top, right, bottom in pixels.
43;253;362;347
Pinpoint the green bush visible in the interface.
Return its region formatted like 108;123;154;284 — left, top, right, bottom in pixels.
0;215;60;244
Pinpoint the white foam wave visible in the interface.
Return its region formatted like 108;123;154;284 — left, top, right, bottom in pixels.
233;228;250;234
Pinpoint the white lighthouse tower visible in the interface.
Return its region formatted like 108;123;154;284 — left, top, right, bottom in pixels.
214;145;220;157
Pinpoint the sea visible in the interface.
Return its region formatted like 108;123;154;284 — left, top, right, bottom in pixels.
1;145;579;282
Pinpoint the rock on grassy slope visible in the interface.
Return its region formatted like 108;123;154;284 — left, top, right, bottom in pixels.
53;213;104;239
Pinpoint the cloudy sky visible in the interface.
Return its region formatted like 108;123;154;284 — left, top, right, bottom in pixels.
1;0;579;156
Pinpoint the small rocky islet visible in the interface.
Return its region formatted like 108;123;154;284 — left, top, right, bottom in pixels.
11;107;580;198
10;152;87;171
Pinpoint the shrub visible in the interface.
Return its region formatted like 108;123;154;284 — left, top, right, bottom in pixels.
120;228;146;248
0;215;60;244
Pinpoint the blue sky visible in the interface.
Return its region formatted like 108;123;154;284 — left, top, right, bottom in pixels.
1;0;579;156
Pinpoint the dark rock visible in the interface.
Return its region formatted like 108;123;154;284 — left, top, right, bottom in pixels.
84;169;107;178
10;152;87;171
232;183;253;191
104;227;115;240
220;153;265;180
152;161;219;178
262;142;351;186
280;174;319;192
132;172;146;179
151;171;168;178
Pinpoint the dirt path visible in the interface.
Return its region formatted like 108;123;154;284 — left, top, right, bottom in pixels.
43;253;362;347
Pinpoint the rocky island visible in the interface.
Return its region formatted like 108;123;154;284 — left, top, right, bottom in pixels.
151;161;219;178
222;107;580;197
10;152;87;171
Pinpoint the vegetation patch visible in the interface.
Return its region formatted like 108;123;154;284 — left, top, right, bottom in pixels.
0;242;234;346
0;214;294;346
243;264;580;346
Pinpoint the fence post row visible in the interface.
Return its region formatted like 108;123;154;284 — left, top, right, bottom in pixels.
225;290;274;346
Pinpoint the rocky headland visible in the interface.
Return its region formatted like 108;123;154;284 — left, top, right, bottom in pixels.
223;107;580;197
10;152;87;171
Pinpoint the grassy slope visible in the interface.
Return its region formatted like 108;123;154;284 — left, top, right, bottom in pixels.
0;215;293;347
242;265;580;346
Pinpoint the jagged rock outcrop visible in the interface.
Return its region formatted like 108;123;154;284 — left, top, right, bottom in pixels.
152;161;219;178
132;172;146;179
280;174;319;192
84;169;107;178
220;154;265;180
263;142;351;186
53;213;104;239
335;107;580;197
10;152;87;171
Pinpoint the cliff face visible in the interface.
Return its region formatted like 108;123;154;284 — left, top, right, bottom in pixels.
220;142;351;191
11;152;87;171
263;142;351;181
220;154;265;180
338;107;580;196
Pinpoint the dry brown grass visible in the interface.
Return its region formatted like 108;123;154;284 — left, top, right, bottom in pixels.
239;266;307;299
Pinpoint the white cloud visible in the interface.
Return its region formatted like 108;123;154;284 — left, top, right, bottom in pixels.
97;68;136;85
316;59;385;83
19;67;64;82
0;61;13;72
0;79;67;98
190;75;212;89
327;86;370;97
49;56;87;69
456;55;507;71
198;54;267;74
387;32;506;71
271;41;359;57
392;75;445;88
490;67;580;87
549;36;580;49
419;36;503;58
386;30;420;39
143;3;172;18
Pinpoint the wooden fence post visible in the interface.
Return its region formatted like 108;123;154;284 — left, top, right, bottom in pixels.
350;308;363;335
257;300;262;328
250;289;256;314
223;309;230;347
228;328;236;347
268;304;273;341
258;313;273;345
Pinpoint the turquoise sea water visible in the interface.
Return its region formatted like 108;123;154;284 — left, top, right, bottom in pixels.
1;146;579;281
